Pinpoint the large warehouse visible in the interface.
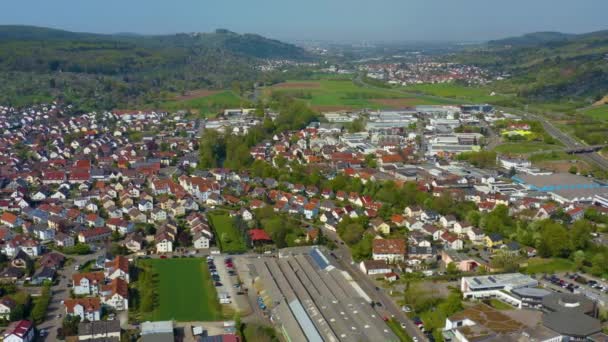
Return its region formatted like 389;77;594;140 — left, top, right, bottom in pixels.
245;247;397;342
513;173;608;203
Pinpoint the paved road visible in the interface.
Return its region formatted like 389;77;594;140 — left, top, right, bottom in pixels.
529;113;608;170
38;248;107;341
321;227;426;342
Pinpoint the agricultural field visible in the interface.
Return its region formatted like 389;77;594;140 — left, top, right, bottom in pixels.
141;258;223;321
209;213;248;253
581;105;608;121
161;90;248;116
401;83;510;104
264;79;450;111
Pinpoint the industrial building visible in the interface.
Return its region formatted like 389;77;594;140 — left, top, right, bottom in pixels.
245;247;397;342
513;173;608;203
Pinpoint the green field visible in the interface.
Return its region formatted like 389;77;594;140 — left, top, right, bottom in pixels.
524;258;576;275
265;79;451;111
402;83;510;104
209;213;248;253
493;142;562;154
581;105;608;121
142;258;223;321
161;90;248;116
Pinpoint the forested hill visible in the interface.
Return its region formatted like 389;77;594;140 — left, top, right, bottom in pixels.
0;26;312;109
456;30;608;107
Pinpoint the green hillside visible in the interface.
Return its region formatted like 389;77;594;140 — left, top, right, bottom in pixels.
455;30;608;109
0;26;313;110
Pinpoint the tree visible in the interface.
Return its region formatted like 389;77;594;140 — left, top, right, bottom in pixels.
340;223;365;246
31;285;51;324
348;117;366;132
60;315;81;338
490;250;522;272
573;250;586;270
571;220;592;250
569;165;578;174
446;262;459;275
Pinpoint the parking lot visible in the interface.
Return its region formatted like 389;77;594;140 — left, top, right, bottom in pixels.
541;273;608;306
207;255;251;314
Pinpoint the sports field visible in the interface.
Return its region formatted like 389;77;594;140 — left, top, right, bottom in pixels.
209;213;248;253
265;79;450;111
143;258;223;321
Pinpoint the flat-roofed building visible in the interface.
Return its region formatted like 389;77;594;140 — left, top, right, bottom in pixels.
461;273;538;308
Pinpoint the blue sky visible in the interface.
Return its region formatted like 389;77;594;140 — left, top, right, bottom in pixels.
1;0;607;42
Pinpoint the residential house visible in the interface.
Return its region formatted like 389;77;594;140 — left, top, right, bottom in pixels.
370;218;391;235
193;232;211;249
372;239;406;263
440;232;464;250
78;321;121;341
0;297;16;319
64;297;102;321
123;233;144;253
359;260;392;275
0;212;22;228
39;252;65;270
31;267;55;285
101;278;129;311
485;233;504;248
104;256;129;283
155;231;174;253
54;232;75;248
3;320;34;342
467;228;486;245
78;227;112;243
72;272;105;295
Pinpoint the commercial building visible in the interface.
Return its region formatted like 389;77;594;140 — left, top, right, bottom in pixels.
461;273;538;308
541;293;602;340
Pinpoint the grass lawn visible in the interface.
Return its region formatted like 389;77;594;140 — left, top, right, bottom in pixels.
161;90;249;116
142;258;223;321
581;105;608;121
209;213;248;253
524;258;576;275
493;142;562;154
386;319;413;342
265;79;449;111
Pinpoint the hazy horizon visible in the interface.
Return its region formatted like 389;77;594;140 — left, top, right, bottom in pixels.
1;0;607;42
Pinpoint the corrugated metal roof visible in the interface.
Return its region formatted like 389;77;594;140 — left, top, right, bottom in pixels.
288;299;323;342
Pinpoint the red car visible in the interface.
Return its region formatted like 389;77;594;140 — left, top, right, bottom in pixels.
160;255;167;259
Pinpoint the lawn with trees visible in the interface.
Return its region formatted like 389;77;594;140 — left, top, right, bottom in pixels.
136;258;223;321
209;213;248;253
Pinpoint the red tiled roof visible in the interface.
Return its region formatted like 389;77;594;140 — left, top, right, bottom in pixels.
72;271;105;285
249;229;272;242
372;239;406;255
64;297;101;313
5;320;32;338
